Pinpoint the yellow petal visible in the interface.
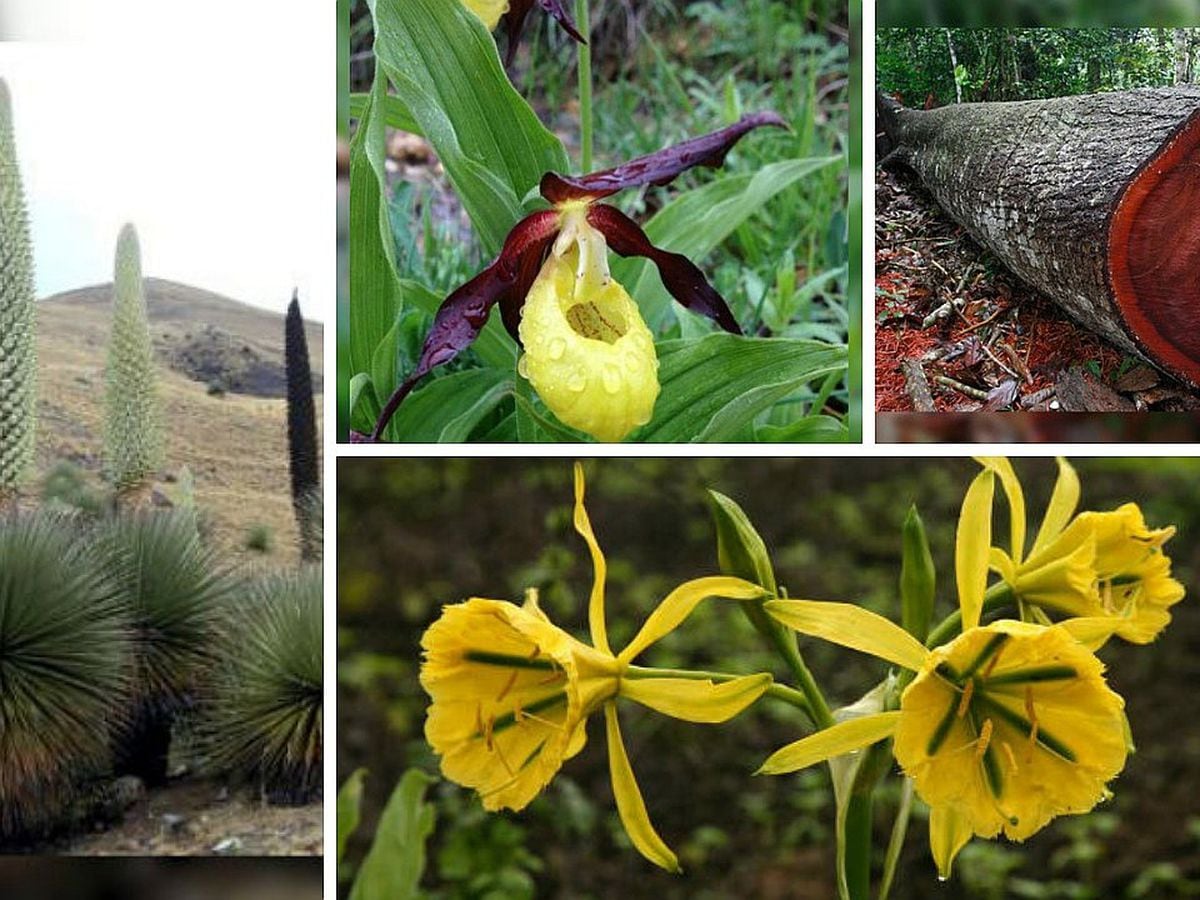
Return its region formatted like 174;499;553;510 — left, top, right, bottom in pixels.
929;804;973;880
519;233;660;442
1059;616;1121;651
461;0;508;31
764;600;929;671
617;576;766;664
957;469;995;630
573;462;611;655
620;673;771;723
1031;457;1080;555
604;702;680;873
757;711;901;775
975;457;1025;562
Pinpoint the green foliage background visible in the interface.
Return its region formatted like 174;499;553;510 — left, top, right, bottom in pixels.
338;457;1200;899
878;28;1198;108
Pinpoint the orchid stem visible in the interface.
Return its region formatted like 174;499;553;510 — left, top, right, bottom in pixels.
924;581;1015;648
624;665;812;716
574;0;593;173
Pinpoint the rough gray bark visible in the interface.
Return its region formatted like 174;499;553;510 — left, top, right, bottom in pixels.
879;87;1200;384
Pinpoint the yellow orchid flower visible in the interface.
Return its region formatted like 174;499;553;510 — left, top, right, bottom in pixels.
757;468;1129;879
361;115;786;443
461;0;509;30
517;208;660;441
978;457;1185;643
420;463;770;871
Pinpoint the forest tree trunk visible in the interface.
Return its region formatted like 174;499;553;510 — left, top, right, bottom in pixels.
878;87;1200;386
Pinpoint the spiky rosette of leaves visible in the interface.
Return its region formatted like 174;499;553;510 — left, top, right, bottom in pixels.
0;80;37;497
0;513;132;842
285;292;320;561
104;224;164;493
96;510;232;783
204;567;323;804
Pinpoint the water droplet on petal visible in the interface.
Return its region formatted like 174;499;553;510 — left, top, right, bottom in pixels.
937;876;948;884
624;352;642;374
567;370;587;392
548;337;566;360
634;409;652;426
602;364;622;395
517;355;530;379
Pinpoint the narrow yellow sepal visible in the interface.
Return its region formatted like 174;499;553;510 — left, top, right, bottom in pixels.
764;600;929;671
757;711;901;775
1031;457;1081;555
617;576;766;664
604;702;681;873
573;462;611;655
929;804;973;880
620;673;772;723
974;457;1024;561
957;468;995;631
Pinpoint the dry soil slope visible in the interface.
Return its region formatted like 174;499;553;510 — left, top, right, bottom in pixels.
34;278;323;565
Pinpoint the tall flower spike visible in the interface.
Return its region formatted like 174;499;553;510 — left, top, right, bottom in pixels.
420;464;771;870
366;114;786;442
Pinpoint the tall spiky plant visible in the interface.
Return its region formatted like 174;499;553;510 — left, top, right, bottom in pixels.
0;79;37;503
285;291;320;561
204;567;323;805
104;224;163;497
0;512;132;843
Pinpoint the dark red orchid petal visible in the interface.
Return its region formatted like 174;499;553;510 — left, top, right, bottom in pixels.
368;210;561;442
503;0;585;67
587;203;742;336
541;111;788;204
498;230;556;339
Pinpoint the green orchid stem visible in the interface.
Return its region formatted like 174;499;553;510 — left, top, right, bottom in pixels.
769;625;834;728
924;581;1015;649
623;665;812;716
575;0;593;173
844;790;873;900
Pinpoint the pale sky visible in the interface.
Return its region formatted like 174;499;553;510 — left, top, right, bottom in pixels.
0;1;329;320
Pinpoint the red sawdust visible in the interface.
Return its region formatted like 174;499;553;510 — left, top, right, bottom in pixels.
874;167;1180;413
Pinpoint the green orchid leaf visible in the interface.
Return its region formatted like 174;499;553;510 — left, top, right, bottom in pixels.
612;156;841;330
348;65;404;379
755;416;849;442
348;372;382;435
336;769;367;867
367;0;568;255
632;335;847;442
385;368;513;442
349;768;438;900
349;92;421;135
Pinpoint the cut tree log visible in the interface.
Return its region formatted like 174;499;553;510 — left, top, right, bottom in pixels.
878;87;1200;386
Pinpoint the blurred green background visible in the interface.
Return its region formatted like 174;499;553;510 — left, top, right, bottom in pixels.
341;0;854;441
338;457;1200;899
877;0;1199;28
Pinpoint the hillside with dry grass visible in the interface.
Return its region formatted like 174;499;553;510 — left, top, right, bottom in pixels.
31;278;323;567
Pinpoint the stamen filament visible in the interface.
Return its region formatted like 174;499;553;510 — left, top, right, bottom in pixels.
973;693;1075;762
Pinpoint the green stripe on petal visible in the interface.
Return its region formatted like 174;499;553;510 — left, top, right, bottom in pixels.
620;673;771;723
957;469;995;631
757;711;901;775
764;600;929;671
604;702;681;873
618;576;766;664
